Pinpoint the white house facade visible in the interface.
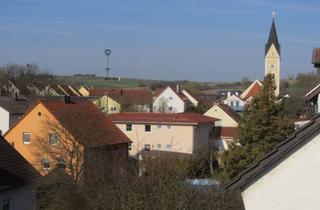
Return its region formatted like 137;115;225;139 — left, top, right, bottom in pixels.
223;95;246;112
153;87;186;113
222;114;320;210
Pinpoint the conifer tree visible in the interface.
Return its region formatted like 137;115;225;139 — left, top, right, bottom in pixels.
223;74;294;179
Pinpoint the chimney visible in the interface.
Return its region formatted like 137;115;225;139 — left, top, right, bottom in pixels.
235;92;239;96
227;91;231;98
176;84;180;93
64;95;71;103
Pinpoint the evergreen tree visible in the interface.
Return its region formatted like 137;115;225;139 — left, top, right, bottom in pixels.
222;74;294;179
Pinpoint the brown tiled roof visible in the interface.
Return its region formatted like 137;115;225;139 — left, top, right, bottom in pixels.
89;87;152;105
221;113;320;191
40;100;131;146
0;135;39;189
220;127;238;138
312;48;320;65
218;104;241;123
109;112;218;125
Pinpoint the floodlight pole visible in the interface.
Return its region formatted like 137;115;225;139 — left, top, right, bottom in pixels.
104;49;111;79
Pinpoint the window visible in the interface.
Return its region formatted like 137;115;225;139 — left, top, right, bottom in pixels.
2;198;10;210
169;106;173;111
165;144;172;150
157;125;162;129
144;144;151;151
167;125;171;129
42;159;50;169
230;101;234;107
270;64;274;68
128;143;132;150
145;125;151;132
157;144;161;149
126;124;132;131
57;158;66;169
23;132;30;144
169;97;173;100
49;133;58;145
111;107;117;111
235;101;239;107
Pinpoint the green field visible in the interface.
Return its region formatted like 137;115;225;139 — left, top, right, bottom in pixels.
56;75;160;88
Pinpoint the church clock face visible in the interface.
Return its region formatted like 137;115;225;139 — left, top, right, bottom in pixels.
270;64;275;68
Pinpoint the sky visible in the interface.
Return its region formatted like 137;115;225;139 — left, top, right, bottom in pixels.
0;0;320;82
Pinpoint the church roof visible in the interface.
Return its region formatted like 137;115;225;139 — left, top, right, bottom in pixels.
265;20;280;56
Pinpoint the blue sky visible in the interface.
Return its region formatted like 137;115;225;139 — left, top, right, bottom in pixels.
0;0;320;82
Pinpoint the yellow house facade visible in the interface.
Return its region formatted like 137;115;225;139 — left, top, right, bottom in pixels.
109;112;217;156
93;95;121;115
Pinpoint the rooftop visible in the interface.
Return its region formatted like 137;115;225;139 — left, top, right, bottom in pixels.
109;112;218;125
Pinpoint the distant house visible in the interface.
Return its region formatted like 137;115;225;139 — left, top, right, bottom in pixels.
1;80;24;97
305;84;320;114
89;87;153;112
0;135;39;210
223;94;246;112
109;112;218;156
222;114;320;210
78;85;93;97
153;86;198;113
4;98;131;176
0;96;31;134
204;104;240;150
306;48;320;114
57;84;82;96
93;95;121;115
240;80;263;102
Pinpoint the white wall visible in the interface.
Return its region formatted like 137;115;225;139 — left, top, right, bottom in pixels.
0;107;9;135
153;87;185;113
242;131;320;210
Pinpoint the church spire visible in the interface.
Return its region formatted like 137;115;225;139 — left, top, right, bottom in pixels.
265;14;280;56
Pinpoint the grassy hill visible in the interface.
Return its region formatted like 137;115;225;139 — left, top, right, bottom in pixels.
56;75;160;88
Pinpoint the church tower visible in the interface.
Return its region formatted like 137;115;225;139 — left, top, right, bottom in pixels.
265;13;280;96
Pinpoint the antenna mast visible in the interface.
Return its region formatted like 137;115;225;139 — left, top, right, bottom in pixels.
104;49;111;80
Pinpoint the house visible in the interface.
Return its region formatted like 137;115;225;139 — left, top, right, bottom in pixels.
305;84;320;114
89;87;153;112
306;48;320;114
0;96;31;134
57;84;82;96
222;114;320;210
1;80;25;97
240;80;263;102
153;86;198;113
78;85;93;97
93;95;121;115
4;97;131;176
0;135;39;210
109;112;218;156
204;104;240;150
223;94;246;112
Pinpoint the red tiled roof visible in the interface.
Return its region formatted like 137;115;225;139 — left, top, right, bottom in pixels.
242;81;262;100
0;135;39;187
40;100;131;146
109;112;218;125
220;127;238;138
89;87;153;105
